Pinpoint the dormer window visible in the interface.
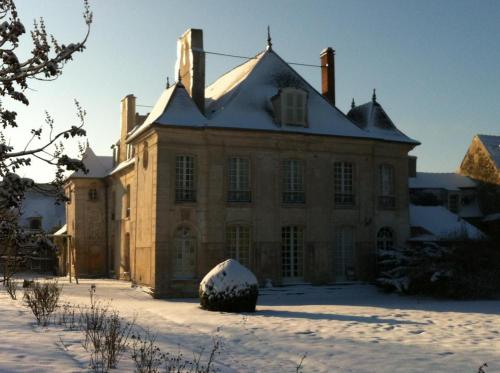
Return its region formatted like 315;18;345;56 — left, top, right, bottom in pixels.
271;88;308;127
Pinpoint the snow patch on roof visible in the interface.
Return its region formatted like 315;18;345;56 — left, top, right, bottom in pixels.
409;172;477;191
69;147;113;179
410;204;485;241
108;157;135;176
477;134;500;169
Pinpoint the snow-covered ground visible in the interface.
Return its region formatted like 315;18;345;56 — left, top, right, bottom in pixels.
1;277;499;372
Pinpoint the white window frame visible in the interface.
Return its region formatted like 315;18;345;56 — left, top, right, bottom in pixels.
283;159;305;203
282;225;304;280
377;227;395;252
226;225;251;267
228;157;251;202
334;162;355;206
175;155;196;202
334;226;355;281
281;88;308;126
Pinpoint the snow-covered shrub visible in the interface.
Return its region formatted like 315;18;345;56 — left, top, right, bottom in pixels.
23;279;62;326
200;259;259;313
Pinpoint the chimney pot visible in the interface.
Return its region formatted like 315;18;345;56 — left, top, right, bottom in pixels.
320;47;335;105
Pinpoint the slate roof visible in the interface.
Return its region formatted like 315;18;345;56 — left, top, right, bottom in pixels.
347;99;419;144
409;172;477;191
477;134;500;169
129;48;419;145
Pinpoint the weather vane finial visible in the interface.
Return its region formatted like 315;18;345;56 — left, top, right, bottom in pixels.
166;76;170;89
372;88;377;102
177;69;182;85
351;98;356;109
267;25;272;50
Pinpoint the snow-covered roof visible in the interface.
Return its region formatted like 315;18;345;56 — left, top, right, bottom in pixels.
483;212;500;222
69;146;113;179
108;157;135;176
409;172;477;191
53;224;67;236
477;134;500;169
347;99;419;144
409;204;485;241
128;48;419;145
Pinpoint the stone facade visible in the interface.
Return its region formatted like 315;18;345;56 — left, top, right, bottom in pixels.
64;28;419;297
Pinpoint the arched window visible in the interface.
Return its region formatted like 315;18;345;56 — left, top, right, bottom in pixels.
377;227;395;251
174;226;196;279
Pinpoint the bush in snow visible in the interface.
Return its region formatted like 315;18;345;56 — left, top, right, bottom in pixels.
4;278;18;300
199;259;259;313
23;279;62;326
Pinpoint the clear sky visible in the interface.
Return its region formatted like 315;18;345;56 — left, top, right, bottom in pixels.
11;0;500;182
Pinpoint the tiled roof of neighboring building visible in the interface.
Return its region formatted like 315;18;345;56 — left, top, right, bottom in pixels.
409;204;485;241
129;48;419;145
477;134;500;169
409;172;477;190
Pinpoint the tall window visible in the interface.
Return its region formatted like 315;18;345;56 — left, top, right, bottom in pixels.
174;226;196;279
226;225;251;267
334;226;355;281
334;162;355;206
228;158;251;202
126;143;135;160
282;226;304;279
377;227;394;251
378;164;395;209
88;188;98;201
175;155;196;202
283;159;305;203
125;185;131;218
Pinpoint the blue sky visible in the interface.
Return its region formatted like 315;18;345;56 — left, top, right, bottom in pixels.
11;0;500;181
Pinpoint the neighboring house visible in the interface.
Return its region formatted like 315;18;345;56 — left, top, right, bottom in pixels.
409;172;483;225
64;28;419;297
409;204;485;246
460;134;500;185
19;184;65;233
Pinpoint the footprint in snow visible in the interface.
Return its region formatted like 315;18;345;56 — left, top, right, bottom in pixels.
295;330;315;335
409;329;425;334
438;352;454;356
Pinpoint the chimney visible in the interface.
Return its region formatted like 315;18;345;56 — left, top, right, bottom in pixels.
320;47;335;105
119;94;136;162
175;28;205;114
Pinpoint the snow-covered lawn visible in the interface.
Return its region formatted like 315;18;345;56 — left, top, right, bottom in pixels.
1;277;499;372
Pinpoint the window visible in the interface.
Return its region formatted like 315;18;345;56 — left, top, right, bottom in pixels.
334;162;355;206
226;225;251;267
282;226;304;279
29;217;42;230
142;141;149;169
228;158;251;202
448;194;459;213
125;185;131;218
283;159;305;204
271;88;308;126
334;226;355;281
174;226;196;279
175;155;196;202
378;164;395;209
88;188;98;201
126;143;134;160
377;227;394;251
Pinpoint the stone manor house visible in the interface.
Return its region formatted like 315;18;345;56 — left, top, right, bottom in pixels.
64;29;419;297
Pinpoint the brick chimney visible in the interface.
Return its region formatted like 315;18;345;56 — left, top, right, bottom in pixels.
175;29;205;114
119;94;136;162
320;47;335;105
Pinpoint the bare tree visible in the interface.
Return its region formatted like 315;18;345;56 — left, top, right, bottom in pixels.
0;0;92;282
